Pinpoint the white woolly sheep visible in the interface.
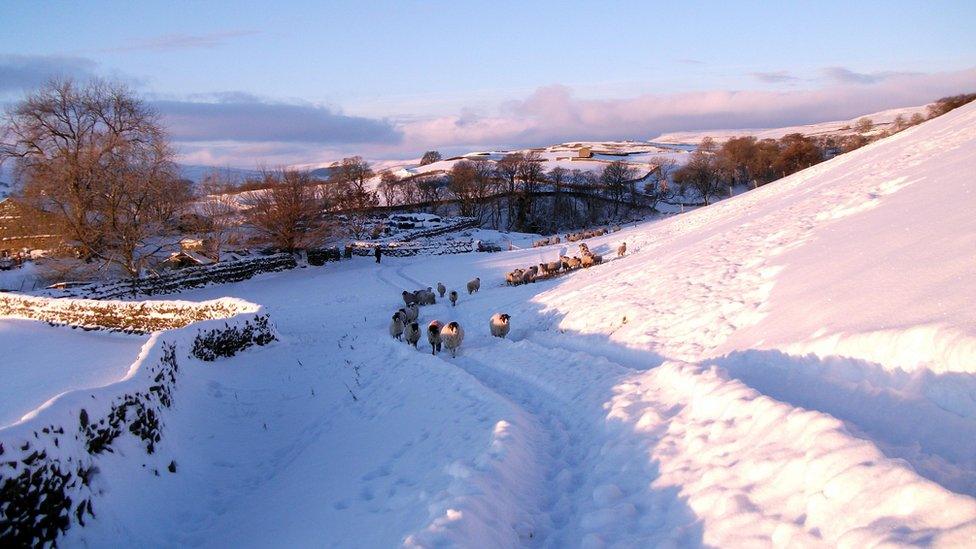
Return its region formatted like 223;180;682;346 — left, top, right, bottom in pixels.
404;321;421;348
427;320;443;355
389;313;404;340
489;313;511;338
467;277;481;294
437;282;446;297
441;321;465;358
449;290;458;307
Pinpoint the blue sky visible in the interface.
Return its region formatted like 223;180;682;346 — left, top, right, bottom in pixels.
2;0;975;166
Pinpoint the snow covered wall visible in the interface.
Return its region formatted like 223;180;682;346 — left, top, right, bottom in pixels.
0;306;275;545
0;293;260;333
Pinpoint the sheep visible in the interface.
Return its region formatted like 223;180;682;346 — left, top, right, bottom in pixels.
611;225;621;232
568;256;582;269
552;236;561;244
506;269;523;286
437;282;446;298
415;288;435;306
399;304;419;323
427;320;443;355
404;321;421;348
560;256;573;270
592;254;603;265
389;313;404;340
579;243;590;255
537;263;550;278
449;290;458;307
581;254;595;268
618;241;627;257
545;261;561;275
489;313;511;338
402;290;418;307
441;321;465;358
467;277;481;295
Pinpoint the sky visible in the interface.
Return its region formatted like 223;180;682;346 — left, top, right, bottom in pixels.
2;0;975;167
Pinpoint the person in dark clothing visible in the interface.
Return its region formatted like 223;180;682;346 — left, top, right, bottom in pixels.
374;246;382;263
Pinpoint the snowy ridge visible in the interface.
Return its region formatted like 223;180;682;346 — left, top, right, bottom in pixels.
652;104;930;144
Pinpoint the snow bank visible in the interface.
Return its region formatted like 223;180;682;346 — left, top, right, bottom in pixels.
0;306;275;545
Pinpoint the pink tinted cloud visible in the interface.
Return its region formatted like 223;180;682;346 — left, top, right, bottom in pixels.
173;67;976;167
394;67;976;151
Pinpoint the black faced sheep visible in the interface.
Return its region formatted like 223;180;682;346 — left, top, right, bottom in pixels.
404;322;421;348
489;313;511;338
427;320;443;355
441;321;465;358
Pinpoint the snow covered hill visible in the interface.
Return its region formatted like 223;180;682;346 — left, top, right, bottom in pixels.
6;101;974;546
652;104;930;145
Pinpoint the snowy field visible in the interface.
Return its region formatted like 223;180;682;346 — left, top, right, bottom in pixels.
4;101;974;546
0;319;148;428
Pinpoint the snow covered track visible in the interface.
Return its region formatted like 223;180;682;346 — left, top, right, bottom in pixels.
16;103;976;546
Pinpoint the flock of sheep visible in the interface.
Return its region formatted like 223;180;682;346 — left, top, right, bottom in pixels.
531;225;621;248
506;240;626;286
389;277;512;358
387;227;628;357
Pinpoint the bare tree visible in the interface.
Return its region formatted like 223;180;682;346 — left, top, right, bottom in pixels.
773;133;822;177
514;151;545;230
419;150;442;166
377;170;401;207
1;78;189;278
328;156;377;238
674;141;721;205
398;177;420;206
495;152;523;228
196;171;241;261
447;160;478;216
471;158;498;225
854;117;874;134
644;156;677;209
548;166;568;230
600;160;637;217
245;169;328;252
415;174;442;209
572;169;601;225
